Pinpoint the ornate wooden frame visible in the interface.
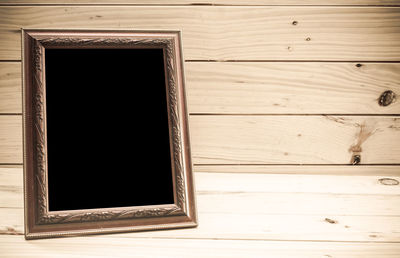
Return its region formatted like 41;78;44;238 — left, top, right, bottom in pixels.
22;30;197;239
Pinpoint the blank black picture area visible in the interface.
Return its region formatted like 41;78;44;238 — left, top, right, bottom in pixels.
45;48;174;211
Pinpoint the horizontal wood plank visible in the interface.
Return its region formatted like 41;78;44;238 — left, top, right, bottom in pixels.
186;62;400;114
4;163;400;175
0;63;20;114
2;168;400;241
4;202;400;241
195;165;400;175
195;172;400;195
0;7;399;61
1;115;400;164
1;0;400;6
190;115;400;164
0;116;22;164
1;236;400;258
3;62;400;114
0;167;22;208
4;204;400;241
3;167;400;214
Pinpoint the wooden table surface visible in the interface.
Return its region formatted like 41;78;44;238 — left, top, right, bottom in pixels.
0;1;399;257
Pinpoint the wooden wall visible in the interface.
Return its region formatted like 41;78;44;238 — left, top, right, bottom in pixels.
0;1;400;257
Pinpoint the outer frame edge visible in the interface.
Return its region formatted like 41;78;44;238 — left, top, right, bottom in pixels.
25;218;197;240
22;29;197;240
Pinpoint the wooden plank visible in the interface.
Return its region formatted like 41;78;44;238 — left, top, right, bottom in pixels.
0;7;399;61
194;172;400;195
2;163;398;176
190;115;400;164
3;62;400;114
1;115;400;164
0;116;22;164
2;169;400;241
195;165;400;175
1;236;400;258
0;62;21;114
1;0;400;6
186;62;400;114
2;167;400;215
0;167;22;208
4;188;400;217
4;162;400;176
3;207;400;241
122;214;400;242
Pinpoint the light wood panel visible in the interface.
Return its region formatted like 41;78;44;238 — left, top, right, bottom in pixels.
3;167;400;215
0;62;21;114
190;115;400;164
2;168;400;241
0;116;22;164
195;172;400;195
2;236;400;258
0;167;22;208
3;207;400;241
186;62;400;114
0;7;399;61
195;165;400;175
2;115;400;164
3;62;399;114
2;0;400;6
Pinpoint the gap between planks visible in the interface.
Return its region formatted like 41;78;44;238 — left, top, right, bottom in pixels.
0;4;400;7
2;60;400;63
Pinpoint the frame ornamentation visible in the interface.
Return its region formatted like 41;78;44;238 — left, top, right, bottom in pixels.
22;30;197;239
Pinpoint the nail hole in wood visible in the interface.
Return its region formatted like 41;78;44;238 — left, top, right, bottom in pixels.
356;63;362;68
379;90;396;107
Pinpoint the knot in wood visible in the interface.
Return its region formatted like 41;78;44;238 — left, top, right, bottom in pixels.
379;90;396;106
352;155;361;165
378;178;399;186
292;21;298;25
324;218;338;224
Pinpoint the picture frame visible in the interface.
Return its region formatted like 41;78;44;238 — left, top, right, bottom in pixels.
22;29;197;239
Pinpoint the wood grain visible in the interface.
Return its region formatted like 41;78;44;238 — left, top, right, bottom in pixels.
1;0;400;6
195;165;400;175
2;168;400;241
3;62;399;114
0;62;21;114
2;115;400;164
0;116;22;164
3;167;400;214
0;7;399;61
0;167;22;208
190;115;400;164
0;1;399;256
3;207;400;241
186;62;400;114
1;236;400;258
